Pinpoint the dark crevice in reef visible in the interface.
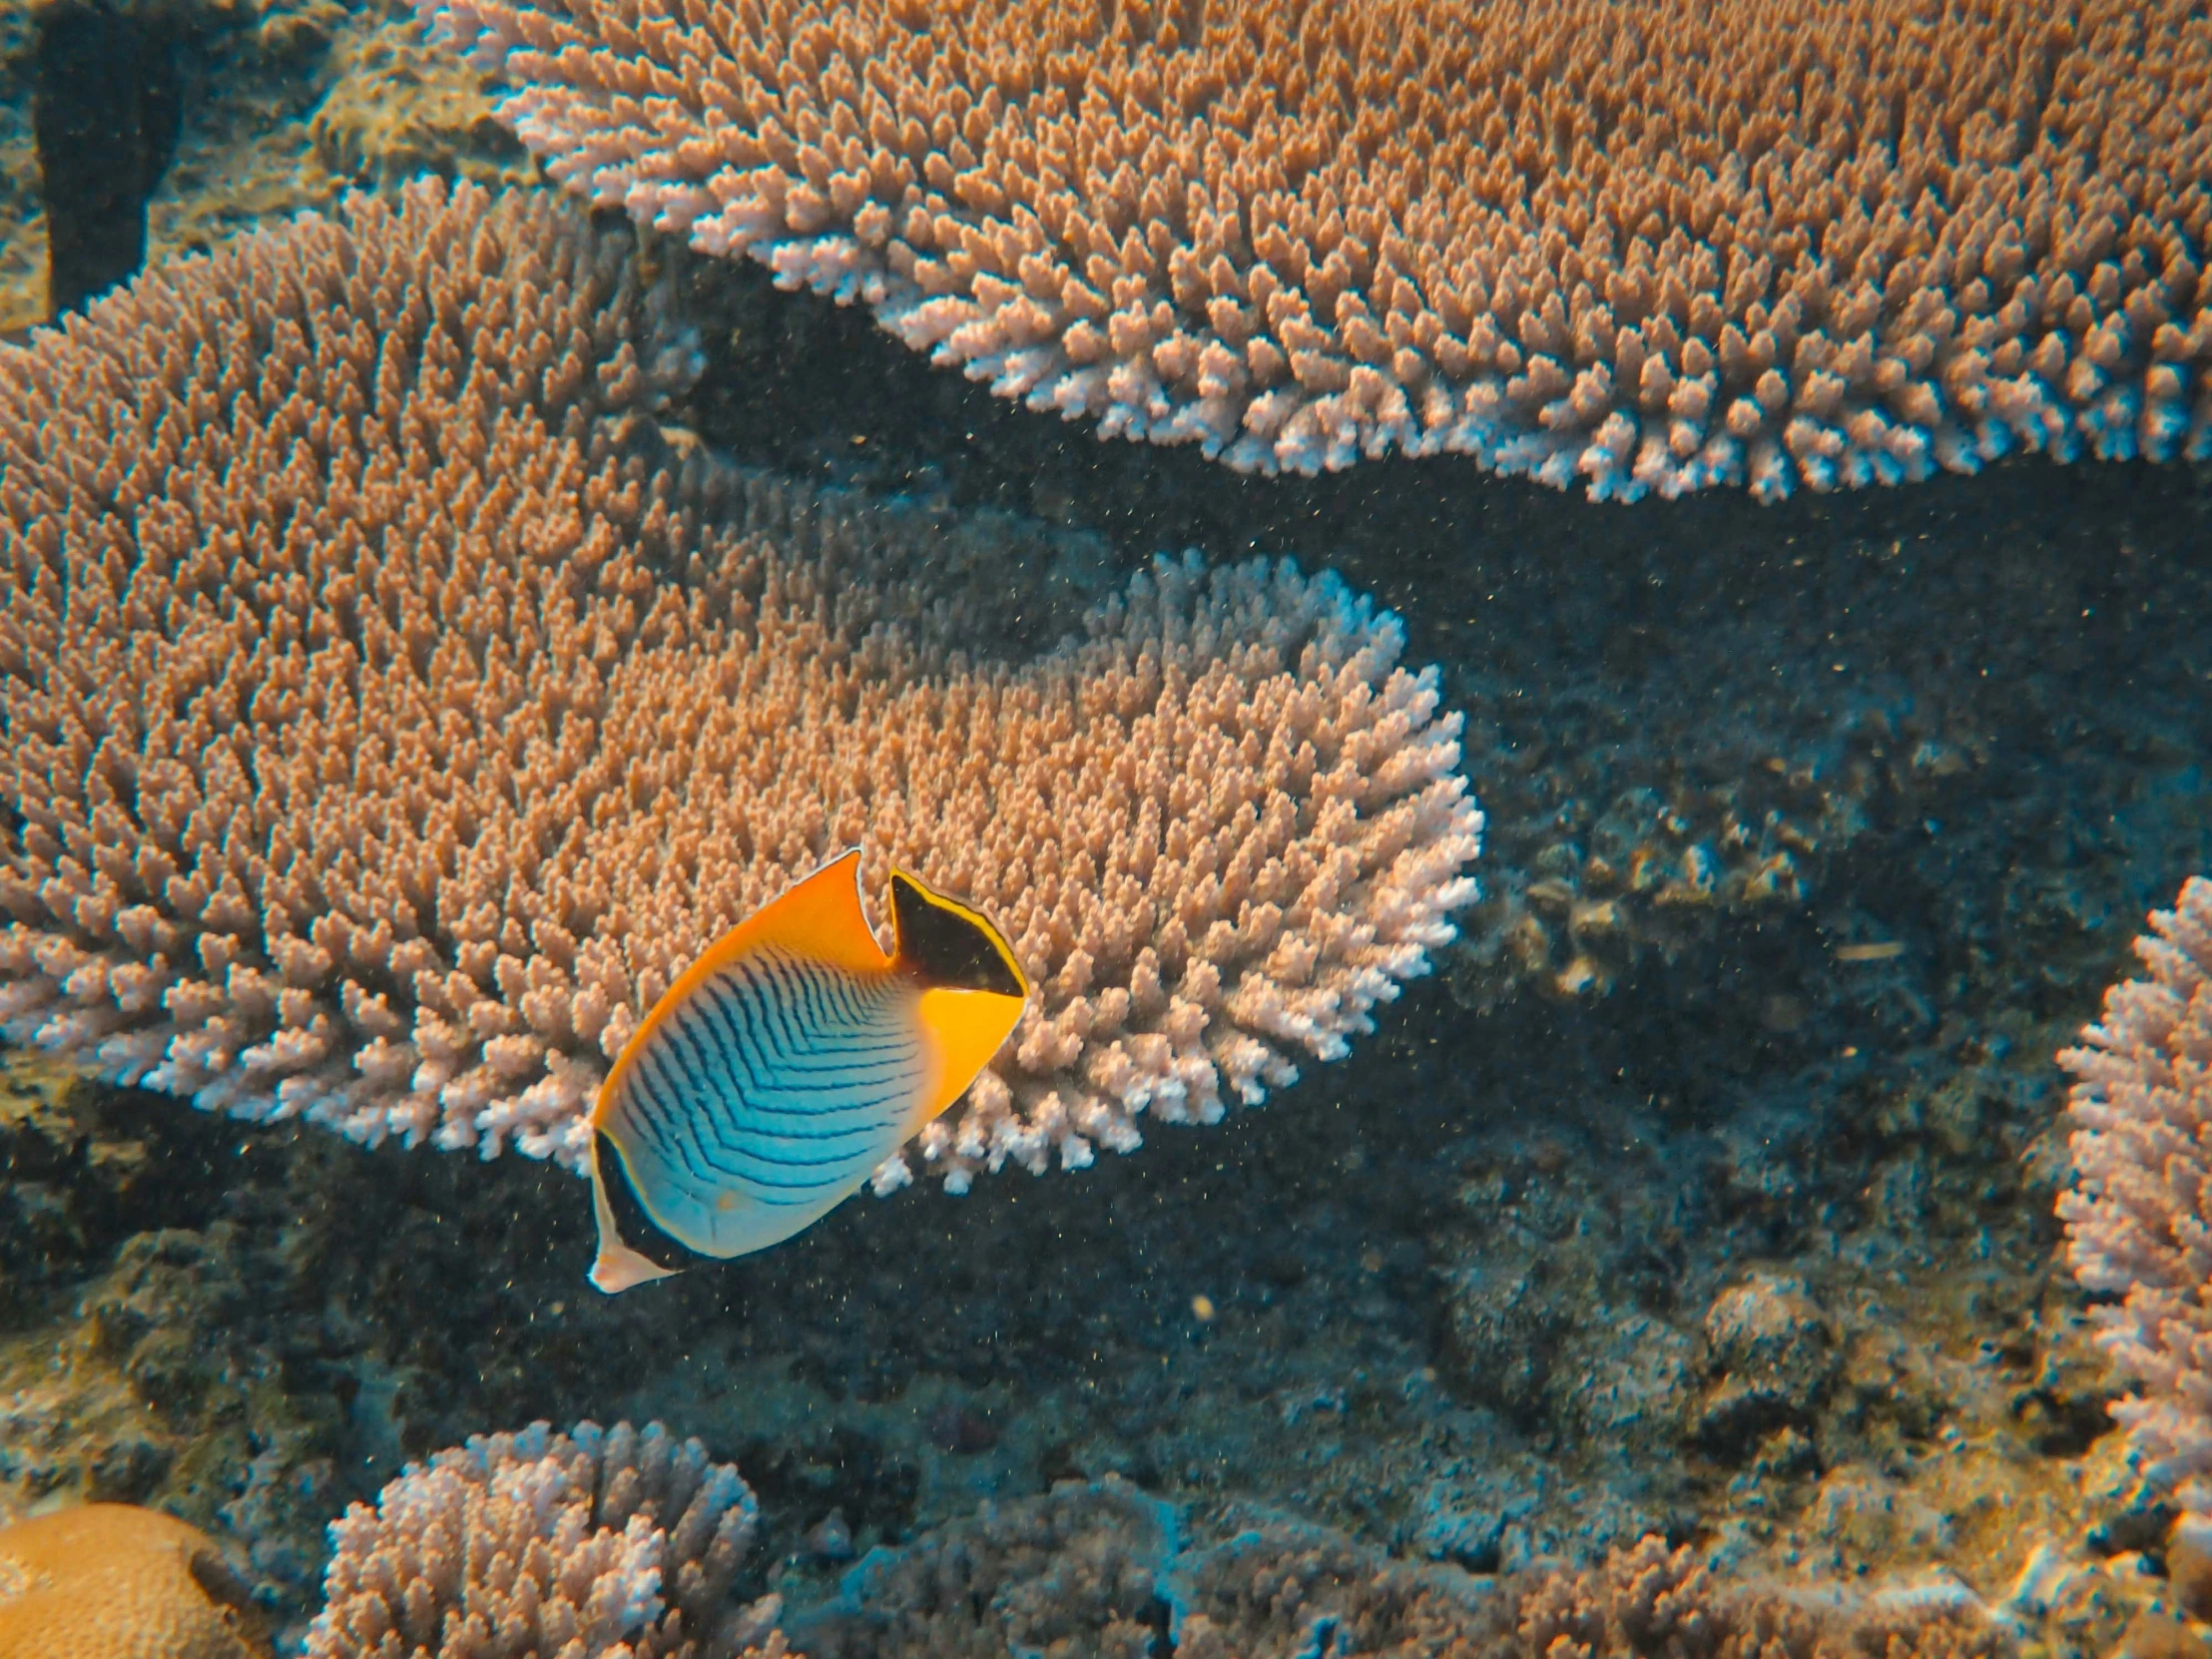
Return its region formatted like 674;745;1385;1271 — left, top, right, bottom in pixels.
33;0;184;316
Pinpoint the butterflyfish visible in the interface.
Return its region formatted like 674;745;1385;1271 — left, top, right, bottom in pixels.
587;849;1029;1294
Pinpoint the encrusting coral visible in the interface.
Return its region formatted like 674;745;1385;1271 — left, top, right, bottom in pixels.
0;177;1479;1187
2058;875;2212;1524
793;1479;2010;1659
1476;1534;2011;1658
419;0;2212;499
306;1419;763;1659
0;1502;271;1659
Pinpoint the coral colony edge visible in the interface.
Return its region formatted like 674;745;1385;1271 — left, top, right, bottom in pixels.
5;5;2212;1659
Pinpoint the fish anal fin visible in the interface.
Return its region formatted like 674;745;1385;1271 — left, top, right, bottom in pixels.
591;1240;678;1295
589;1129;715;1293
590;1164;679;1294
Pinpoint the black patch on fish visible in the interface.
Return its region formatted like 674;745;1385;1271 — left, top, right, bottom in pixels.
890;872;1026;998
596;1131;715;1273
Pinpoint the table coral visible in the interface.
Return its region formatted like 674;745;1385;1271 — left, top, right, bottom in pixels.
0;177;1479;1187
422;0;2212;498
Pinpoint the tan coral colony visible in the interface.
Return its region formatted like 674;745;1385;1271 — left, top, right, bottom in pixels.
422;0;2212;498
0;180;1480;1189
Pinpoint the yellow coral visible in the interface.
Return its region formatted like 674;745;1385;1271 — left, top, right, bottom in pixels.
0;1503;270;1659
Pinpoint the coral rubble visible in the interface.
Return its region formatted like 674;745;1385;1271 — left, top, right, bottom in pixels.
0;0;529;334
795;1479;2014;1658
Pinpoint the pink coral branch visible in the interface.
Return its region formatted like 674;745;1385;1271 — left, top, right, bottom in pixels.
2059;875;2212;1514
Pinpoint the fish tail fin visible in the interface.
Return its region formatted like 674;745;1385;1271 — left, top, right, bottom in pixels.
888;870;1029;998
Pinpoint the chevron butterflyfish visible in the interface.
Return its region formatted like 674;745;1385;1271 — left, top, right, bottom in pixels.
587;849;1029;1294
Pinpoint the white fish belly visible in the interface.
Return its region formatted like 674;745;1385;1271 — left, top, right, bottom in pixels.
606;946;925;1258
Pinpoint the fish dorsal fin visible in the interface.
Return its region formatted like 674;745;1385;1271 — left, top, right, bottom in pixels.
889;869;1029;997
693;848;890;980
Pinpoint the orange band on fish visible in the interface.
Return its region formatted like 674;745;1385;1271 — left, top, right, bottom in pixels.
587;850;1029;1293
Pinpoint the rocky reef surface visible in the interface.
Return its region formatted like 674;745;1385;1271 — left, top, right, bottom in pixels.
0;0;526;331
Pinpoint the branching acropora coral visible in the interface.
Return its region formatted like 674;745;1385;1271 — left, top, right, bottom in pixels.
0;178;1479;1187
420;0;2212;500
306;1420;759;1659
2059;875;2212;1521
